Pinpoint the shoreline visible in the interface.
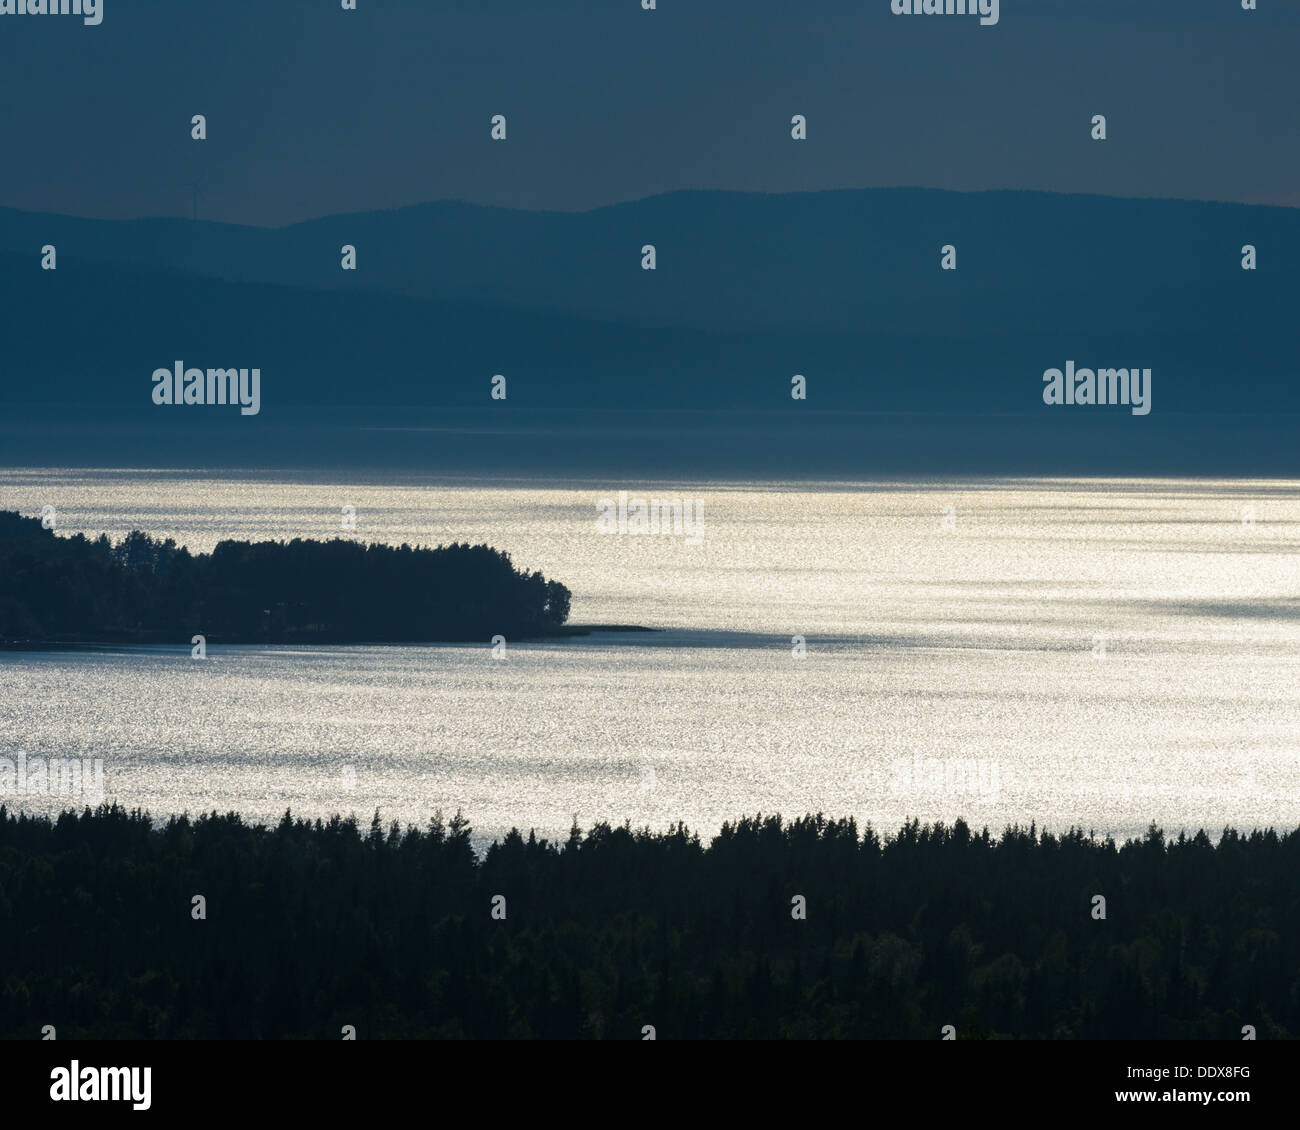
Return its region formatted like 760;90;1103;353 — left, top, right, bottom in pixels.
0;624;660;650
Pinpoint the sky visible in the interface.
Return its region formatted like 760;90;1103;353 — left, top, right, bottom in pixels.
0;0;1296;226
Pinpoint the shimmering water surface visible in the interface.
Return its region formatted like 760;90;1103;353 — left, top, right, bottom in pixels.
1;469;1297;845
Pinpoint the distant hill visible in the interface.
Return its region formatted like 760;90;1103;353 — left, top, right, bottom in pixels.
0;188;1296;473
2;188;1293;337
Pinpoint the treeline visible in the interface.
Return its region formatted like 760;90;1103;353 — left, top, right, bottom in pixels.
0;805;1295;1039
0;510;570;643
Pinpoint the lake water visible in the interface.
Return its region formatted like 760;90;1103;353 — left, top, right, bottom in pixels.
1;468;1298;846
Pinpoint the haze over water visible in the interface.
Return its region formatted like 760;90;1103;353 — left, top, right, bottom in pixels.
1;469;1297;846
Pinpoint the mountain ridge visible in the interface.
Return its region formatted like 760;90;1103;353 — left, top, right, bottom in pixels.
1;187;1295;472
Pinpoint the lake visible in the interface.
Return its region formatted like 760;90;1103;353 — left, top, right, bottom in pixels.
1;468;1297;846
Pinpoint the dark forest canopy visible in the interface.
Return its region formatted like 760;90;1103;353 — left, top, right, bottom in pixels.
0;510;570;644
1;805;1295;1039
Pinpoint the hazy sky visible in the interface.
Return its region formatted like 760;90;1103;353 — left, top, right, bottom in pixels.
1;0;1296;226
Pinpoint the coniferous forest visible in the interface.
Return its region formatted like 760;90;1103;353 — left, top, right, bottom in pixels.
0;805;1294;1040
0;511;570;644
